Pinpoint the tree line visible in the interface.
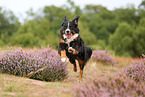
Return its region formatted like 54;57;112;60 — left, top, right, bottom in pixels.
0;0;145;57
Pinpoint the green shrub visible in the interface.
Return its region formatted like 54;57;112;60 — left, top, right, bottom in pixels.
11;33;41;47
133;18;145;57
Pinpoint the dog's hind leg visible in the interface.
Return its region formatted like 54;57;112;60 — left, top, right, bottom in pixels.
78;58;85;81
69;58;77;72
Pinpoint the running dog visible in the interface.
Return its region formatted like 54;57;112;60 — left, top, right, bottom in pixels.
58;16;92;81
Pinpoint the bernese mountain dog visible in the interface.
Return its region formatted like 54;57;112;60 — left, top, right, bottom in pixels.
58;16;92;81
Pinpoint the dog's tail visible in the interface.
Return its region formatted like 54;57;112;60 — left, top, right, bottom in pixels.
85;46;92;60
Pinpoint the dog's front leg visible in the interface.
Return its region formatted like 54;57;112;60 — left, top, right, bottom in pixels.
58;39;67;62
61;50;67;62
68;47;79;55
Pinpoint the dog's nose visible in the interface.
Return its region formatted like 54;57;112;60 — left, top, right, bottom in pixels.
66;31;70;34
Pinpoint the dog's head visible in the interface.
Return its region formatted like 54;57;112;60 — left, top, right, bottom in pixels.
60;16;80;39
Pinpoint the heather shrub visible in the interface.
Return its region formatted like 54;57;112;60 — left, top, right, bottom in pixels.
92;49;116;65
125;54;145;82
73;75;145;97
0;47;68;81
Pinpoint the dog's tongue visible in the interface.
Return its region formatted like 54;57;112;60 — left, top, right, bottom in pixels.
67;33;73;37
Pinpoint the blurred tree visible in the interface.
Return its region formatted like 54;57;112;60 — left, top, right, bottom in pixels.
139;0;145;9
43;5;72;34
25;8;43;23
109;22;134;56
0;7;20;45
0;7;20;35
1;0;144;55
87;14;110;44
83;5;118;44
79;21;97;46
65;0;82;15
138;0;145;18
12;18;52;47
43;5;64;22
12;33;41;47
133;18;145;57
84;4;107;13
113;5;140;25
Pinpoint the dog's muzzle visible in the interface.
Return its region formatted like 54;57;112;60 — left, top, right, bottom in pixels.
65;29;71;34
64;29;73;38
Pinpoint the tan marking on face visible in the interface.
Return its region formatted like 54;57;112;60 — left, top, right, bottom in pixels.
72;30;76;34
63;30;65;34
60;38;64;43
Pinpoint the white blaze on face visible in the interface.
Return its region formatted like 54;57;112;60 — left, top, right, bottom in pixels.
65;22;71;34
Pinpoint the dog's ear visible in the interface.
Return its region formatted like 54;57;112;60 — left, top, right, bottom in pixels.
62;15;67;26
72;15;80;26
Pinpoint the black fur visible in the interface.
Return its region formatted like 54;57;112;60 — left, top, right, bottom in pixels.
58;16;92;80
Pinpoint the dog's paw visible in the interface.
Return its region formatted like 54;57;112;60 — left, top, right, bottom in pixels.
68;47;73;53
68;47;78;54
74;67;77;72
61;58;66;62
78;79;82;83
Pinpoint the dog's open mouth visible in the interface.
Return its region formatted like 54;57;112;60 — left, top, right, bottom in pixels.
67;33;73;38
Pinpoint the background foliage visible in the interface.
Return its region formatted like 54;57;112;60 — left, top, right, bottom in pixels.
0;0;145;57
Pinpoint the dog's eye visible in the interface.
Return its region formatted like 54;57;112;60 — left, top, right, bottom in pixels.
64;26;67;28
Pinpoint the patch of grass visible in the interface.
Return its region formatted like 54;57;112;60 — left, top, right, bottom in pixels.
46;82;72;89
0;76;24;93
0;74;74;97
